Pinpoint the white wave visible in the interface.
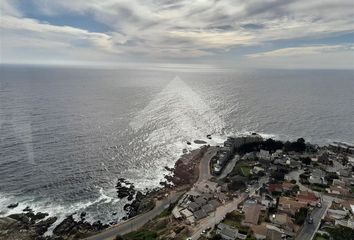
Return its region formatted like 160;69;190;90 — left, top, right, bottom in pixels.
0;187;126;235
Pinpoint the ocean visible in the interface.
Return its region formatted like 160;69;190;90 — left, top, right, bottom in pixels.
0;65;353;225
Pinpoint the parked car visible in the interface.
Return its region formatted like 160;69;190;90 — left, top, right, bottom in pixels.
307;217;314;224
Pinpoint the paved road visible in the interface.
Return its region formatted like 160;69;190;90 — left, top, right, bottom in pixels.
84;191;184;240
295;197;331;240
198;147;217;182
85;146;215;240
286;169;310;191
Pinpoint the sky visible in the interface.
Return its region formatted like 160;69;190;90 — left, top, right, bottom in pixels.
1;0;353;69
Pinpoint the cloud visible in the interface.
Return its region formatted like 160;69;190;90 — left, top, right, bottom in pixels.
1;0;353;66
242;44;354;69
247;44;354;58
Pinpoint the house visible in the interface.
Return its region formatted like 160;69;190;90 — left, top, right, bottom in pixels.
251;223;268;239
268;183;283;193
266;229;282;240
209;199;221;209
180;208;193;218
272;150;283;159
339;168;351;177
186;215;195;224
268;182;295;194
193;209;207;220
335;219;354;229
242;204;262;226
201;193;214;200
194;196;207;206
329;142;354;154
270;213;289;225
261;194;276;208
279;197;307;215
296;191;320;206
327;209;348;219
328;185;351;196
219;227;239;240
318;152;330;165
187;202;200;212
258;150;271;161
217;223;247;240
202;204;214;214
309;169;327;185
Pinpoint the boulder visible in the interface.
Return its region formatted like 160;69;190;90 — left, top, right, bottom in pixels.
7;203;19;209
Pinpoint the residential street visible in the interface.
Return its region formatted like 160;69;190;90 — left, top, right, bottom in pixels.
295;196;331;240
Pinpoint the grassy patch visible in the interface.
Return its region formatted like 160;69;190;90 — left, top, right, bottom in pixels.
123;229;158;240
223;211;250;233
230;161;252;177
240;166;251;177
313;233;329;240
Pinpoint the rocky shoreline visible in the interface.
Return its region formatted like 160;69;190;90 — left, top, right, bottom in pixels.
117;145;209;220
0;145;209;240
0;205;108;240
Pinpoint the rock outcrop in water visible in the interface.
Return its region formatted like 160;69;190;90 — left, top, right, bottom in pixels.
0;208;109;240
53;215;108;239
122;191;155;219
116;178;136;201
0;211;58;240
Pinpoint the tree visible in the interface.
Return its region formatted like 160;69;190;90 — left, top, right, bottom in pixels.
327;225;354;240
229;179;246;191
283;138;306;152
211;234;222;240
271;171;285;182
294;207;308;225
261;138;284;152
115;235;124;240
301;157;311;165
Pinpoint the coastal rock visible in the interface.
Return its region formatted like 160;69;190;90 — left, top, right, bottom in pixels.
34;217;57;235
7;203;19;209
116;178;136;200
123;191;155;219
53;215;77;236
23;206;32;212
0;213;58;240
165;146;208;187
80;212;87;219
8;213;31;226
0;217;22;231
53;215;108;238
164;166;174;172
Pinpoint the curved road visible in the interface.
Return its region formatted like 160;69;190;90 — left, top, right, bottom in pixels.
85;147;216;240
84;191;183;240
